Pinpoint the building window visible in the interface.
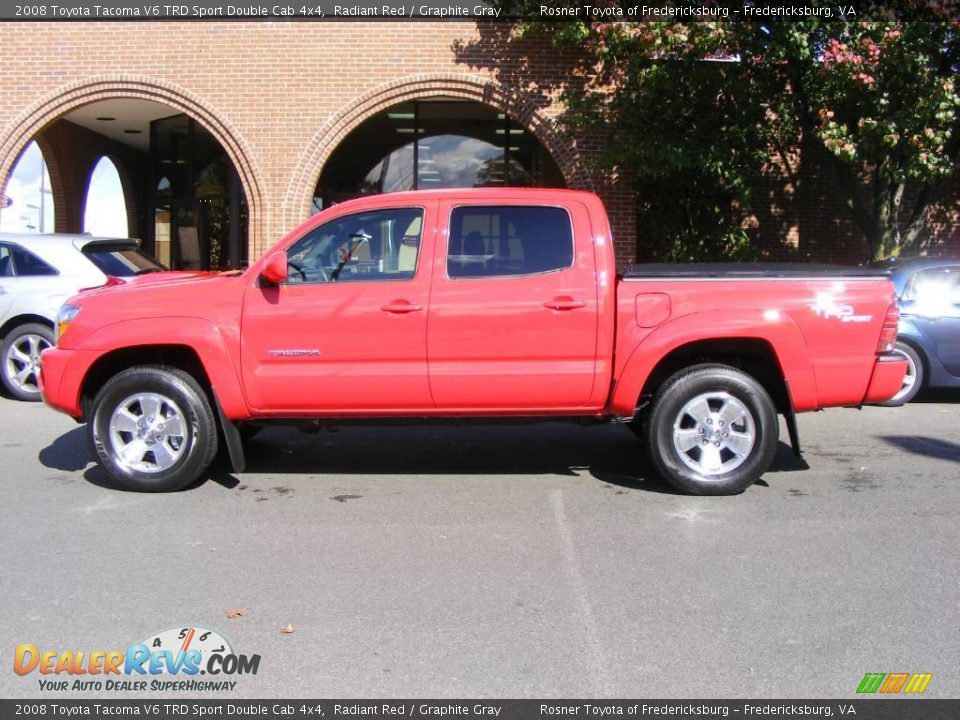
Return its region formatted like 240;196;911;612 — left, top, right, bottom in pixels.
149;114;247;270
84;156;128;237
314;99;564;211
0;141;54;233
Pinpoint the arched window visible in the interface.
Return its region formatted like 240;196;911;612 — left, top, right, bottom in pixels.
84;156;128;237
0;141;54;233
314;99;564;212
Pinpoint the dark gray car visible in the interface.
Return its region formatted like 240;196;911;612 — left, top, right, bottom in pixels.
879;257;960;404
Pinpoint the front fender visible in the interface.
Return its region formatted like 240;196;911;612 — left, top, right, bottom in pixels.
78;317;249;418
609;309;819;416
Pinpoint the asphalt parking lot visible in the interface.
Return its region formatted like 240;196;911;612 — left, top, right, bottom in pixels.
1;392;958;699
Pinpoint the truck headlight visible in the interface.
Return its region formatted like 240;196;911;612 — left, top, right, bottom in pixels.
56;305;80;343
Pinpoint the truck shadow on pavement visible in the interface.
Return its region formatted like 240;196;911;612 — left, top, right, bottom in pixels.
40;422;808;494
879;435;960;463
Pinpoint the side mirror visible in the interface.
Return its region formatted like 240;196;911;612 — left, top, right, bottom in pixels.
261;252;288;285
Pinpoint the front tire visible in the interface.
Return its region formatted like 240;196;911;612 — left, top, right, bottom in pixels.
88;366;219;492
880;341;924;406
645;364;778;495
1;323;54;401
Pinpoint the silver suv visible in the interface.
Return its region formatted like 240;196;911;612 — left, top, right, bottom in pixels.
0;234;164;401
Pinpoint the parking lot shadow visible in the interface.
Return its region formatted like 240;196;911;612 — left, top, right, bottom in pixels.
241;422;683;493
38;426;90;472
913;388;960;404
40;423;805;494
879;435;960;463
39;425;240;492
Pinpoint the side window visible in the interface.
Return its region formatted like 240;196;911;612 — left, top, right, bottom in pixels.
0;245;12;277
903;267;960;311
285;207;423;284
10;244;58;277
903;267;960;301
447;206;573;279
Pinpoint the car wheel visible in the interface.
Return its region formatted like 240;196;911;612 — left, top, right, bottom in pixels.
88;366;219;492
880;341;924;406
1;323;54;402
645;364;779;496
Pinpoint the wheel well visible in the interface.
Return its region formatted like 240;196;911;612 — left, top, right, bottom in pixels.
80;346;212;418
0;314;54;339
895;337;927;375
638;338;790;414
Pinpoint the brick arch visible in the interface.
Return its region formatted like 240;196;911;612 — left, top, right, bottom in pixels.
283;73;589;230
0;75;264;250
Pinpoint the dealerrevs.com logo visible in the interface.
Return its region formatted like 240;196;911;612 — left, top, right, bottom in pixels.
14;626;260;692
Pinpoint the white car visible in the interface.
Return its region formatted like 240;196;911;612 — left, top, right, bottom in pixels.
0;233;165;401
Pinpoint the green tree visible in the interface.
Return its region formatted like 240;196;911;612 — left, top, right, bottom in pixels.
497;7;960;261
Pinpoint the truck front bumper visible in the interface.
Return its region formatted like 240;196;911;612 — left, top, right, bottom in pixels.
40;347;95;419
862;353;908;404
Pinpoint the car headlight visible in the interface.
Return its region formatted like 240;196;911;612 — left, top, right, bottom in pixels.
56;304;80;344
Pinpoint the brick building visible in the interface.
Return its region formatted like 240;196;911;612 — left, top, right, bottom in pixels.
0;21;957;268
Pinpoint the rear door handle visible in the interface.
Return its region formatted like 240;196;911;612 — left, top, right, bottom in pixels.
381;300;423;314
544;297;586;311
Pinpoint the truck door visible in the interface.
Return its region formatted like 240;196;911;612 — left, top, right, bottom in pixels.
241;204;435;413
427;200;599;410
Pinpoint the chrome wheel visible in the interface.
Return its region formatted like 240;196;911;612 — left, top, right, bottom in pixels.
891;347;918;403
671;391;756;476
108;393;187;474
4;332;51;395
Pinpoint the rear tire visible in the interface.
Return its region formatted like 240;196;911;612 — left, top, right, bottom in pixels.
1;323;54;401
88;366;218;492
880;341;923;406
645;364;778;495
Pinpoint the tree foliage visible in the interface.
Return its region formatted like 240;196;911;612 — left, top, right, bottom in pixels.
497;6;960;261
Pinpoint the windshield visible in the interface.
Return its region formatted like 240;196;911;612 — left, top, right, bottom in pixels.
82;244;166;277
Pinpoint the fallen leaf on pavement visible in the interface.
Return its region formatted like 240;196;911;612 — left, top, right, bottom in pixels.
225;608;245;619
281;624;295;634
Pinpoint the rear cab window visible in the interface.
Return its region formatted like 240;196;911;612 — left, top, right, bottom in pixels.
82;243;165;277
447;206;573;279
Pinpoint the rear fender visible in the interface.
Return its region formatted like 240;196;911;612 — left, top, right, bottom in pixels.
609;309;818;416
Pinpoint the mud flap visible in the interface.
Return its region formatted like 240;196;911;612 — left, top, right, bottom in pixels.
784;405;801;458
784;379;801;458
214;395;246;473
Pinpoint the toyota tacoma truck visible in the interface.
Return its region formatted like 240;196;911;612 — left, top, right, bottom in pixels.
39;189;905;495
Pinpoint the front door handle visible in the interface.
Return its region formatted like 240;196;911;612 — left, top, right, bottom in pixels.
381;300;423;314
544;296;586;311
0;287;7;295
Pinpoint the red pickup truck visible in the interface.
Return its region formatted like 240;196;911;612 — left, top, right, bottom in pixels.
40;189;905;495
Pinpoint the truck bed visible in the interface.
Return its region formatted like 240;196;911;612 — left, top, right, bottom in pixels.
620;263;892;279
